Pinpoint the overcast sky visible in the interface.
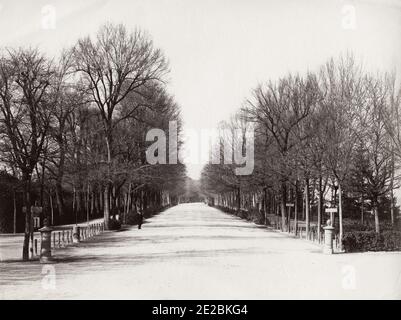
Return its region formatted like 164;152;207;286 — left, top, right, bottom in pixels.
0;0;400;179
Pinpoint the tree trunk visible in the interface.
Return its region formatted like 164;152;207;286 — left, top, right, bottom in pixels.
143;189;148;214
35;162;45;223
72;185;76;222
361;193;364;225
90;190;94;217
236;187;241;213
13;189;17;234
294;180;299;236
280;181;287;231
390;190;394;226
55;180;65;221
86;183;90;223
373;198;380;233
317;175;322;242
287;185;292;233
338;181;344;250
77;189;82;221
390;147;395;225
22;176;32;261
263;187;268;225
104;133;112;229
305;177;310;239
111;185;116;219
98;190;102;216
49;191;54;225
104;183;111;228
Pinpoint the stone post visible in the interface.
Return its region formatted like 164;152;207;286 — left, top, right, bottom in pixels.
72;225;80;243
39;218;53;263
323;219;335;254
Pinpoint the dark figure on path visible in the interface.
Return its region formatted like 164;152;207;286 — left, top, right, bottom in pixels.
138;212;143;229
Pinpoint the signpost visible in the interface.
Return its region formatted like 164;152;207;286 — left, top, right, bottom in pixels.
286;203;294;232
325;207;337;226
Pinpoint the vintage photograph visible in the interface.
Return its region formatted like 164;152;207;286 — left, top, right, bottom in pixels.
0;0;400;301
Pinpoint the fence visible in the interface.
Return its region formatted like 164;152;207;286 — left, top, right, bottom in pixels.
31;220;105;257
265;214;340;251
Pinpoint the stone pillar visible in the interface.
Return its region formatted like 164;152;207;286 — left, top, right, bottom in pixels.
39;218;53;263
323;219;335;254
72;225;80;243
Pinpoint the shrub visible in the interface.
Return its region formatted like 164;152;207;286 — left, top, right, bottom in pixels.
108;218;121;230
126;211;146;225
344;222;372;232
238;209;248;219
216;205;236;215
144;205;156;218
248;209;265;225
343;220;401;232
343;231;401;252
216;206;266;225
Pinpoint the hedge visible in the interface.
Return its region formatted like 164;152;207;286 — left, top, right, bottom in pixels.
216;205;265;225
344;221;401;232
342;231;401;252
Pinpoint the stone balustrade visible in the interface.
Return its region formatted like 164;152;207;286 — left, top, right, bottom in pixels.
37;220;105;263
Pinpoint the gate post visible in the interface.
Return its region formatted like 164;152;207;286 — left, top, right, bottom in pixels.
39;218;53;263
72;225;80;243
323;220;335;254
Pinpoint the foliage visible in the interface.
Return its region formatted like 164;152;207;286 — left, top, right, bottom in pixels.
343;231;401;252
107;218;122;230
216;206;265;225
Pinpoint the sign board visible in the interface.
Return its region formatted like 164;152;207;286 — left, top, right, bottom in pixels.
325;208;338;213
286;203;294;207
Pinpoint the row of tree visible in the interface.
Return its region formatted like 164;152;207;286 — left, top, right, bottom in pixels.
201;55;400;249
0;23;186;260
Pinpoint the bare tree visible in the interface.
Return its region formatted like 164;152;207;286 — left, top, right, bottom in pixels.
71;23;168;228
319;55;367;249
0;48;54;260
245;74;315;231
358;75;398;233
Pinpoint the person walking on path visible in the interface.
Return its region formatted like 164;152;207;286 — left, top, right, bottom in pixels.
138;211;143;229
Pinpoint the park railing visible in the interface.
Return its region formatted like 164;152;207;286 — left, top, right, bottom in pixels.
212;205;340;254
31;220;105;258
51;222;105;248
265;214;340;252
